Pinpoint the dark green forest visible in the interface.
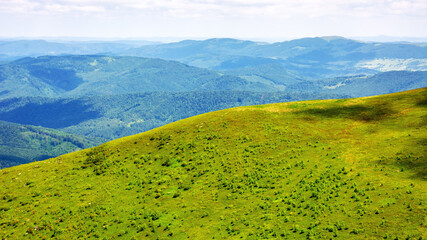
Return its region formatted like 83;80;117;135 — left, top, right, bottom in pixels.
0;121;102;168
0;91;349;140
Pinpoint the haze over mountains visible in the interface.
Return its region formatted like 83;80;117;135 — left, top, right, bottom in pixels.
0;39;159;62
124;37;427;69
0;36;426;167
2;37;426;78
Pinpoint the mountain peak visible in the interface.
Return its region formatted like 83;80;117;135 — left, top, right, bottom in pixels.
320;36;348;41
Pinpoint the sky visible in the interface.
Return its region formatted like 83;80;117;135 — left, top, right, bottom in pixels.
0;0;426;41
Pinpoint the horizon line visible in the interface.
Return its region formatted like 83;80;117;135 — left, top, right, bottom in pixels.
1;35;427;43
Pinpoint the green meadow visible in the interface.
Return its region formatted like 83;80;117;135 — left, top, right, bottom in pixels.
0;88;426;239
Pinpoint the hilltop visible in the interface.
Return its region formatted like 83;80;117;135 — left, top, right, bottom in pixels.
0;88;426;239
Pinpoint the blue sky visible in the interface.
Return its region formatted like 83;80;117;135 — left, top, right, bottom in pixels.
0;0;426;41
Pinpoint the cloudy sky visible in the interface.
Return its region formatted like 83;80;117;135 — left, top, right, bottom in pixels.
0;0;426;41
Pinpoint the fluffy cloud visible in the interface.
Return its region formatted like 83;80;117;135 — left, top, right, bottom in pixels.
1;0;426;39
1;0;426;17
0;0;105;14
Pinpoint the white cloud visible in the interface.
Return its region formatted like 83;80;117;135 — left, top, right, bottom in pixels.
43;4;105;13
2;0;426;17
0;0;106;13
0;0;426;38
0;0;40;14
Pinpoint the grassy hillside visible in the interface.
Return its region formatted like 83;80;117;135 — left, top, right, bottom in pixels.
0;88;426;239
0;121;103;169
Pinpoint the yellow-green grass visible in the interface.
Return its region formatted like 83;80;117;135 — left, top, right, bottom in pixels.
1;88;426;239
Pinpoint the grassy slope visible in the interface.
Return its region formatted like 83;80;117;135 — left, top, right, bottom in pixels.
0;88;426;239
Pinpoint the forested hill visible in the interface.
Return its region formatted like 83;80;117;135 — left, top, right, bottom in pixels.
0;88;425;239
0;120;103;169
0;55;275;99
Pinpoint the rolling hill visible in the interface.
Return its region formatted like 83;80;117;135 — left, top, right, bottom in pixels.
0;55;275;99
0;120;103;169
0;88;425;239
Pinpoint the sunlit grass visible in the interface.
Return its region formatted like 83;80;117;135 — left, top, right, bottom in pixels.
0;88;426;239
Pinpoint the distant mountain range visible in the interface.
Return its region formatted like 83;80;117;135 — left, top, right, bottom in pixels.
122;37;427;79
0;55;425;99
0;39;159;61
2;37;425;86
